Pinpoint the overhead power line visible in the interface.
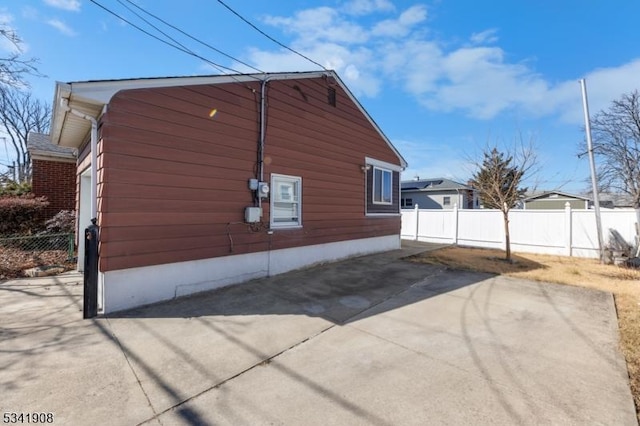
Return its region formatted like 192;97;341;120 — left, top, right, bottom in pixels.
215;0;327;71
113;0;204;64
120;0;263;74
88;0;250;76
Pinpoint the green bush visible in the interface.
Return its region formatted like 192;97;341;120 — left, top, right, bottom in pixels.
0;180;32;196
0;194;49;235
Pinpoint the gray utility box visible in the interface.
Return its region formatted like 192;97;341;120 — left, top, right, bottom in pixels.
245;207;262;223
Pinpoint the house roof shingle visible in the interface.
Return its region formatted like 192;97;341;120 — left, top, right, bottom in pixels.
523;191;590;202
27;132;76;160
401;178;473;192
598;192;635;208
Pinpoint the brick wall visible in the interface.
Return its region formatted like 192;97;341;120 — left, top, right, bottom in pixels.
31;159;76;219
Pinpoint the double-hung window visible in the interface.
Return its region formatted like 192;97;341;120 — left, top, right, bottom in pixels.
365;157;401;215
373;167;392;204
270;174;302;228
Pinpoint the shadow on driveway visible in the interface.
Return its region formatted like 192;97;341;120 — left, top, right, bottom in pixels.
1;242;636;425
108;245;489;324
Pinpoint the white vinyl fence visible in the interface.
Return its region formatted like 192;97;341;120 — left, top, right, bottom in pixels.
401;204;638;258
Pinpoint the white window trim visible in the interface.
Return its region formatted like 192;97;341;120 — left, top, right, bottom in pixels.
270;173;302;229
365;156;403;172
364;157;402;216
372;166;393;205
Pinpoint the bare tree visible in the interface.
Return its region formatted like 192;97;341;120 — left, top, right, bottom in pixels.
469;142;537;261
0;88;51;182
1;22;39;88
588;90;640;209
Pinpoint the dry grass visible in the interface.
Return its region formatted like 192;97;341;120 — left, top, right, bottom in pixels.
410;246;640;419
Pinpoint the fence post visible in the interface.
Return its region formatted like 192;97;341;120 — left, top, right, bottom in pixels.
453;203;459;245
83;218;99;319
413;204;419;241
67;233;74;261
564;202;572;256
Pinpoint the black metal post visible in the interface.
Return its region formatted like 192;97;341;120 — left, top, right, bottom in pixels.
83;218;99;319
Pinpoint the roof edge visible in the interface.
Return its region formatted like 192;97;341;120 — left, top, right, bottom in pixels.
49;70;407;167
30;150;77;162
523;191;591;202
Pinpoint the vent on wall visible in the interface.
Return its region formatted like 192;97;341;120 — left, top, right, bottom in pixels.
328;87;336;107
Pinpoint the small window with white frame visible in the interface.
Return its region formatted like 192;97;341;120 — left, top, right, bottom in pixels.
270;174;302;228
373;167;392;204
443;196;451;206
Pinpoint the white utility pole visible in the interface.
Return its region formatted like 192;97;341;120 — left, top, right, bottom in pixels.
580;79;605;263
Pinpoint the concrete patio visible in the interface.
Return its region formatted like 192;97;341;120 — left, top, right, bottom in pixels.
0;242;636;425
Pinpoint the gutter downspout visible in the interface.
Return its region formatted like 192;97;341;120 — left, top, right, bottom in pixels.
257;71;333;204
60;98;98;221
259;77;269;183
258;76;275;211
60;98;103;313
258;76;274;277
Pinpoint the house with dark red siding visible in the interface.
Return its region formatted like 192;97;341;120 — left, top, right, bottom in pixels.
48;71;407;313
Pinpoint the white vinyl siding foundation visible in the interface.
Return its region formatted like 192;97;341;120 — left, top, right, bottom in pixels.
101;235;400;313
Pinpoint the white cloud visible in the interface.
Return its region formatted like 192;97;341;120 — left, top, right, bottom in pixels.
470;28;498;45
242;42;381;97
372;5;427;37
417;47;550;119
380;39;442;93
399;5;428;26
385;43;640;123
546;59;640;124
47;18;77;36
256;5;428;96
249;3;640;123
43;0;81;12
342;0;395;15
264;7;369;44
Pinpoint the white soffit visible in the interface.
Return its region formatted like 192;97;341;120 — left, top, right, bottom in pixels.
50;70;408;168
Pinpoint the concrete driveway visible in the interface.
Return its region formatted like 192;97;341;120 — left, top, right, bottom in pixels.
1;242;636;425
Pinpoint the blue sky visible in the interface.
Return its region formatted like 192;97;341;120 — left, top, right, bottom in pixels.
2;0;640;193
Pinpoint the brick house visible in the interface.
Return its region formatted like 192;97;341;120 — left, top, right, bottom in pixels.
27;132;76;219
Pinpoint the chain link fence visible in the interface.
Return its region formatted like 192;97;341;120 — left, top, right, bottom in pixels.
0;232;76;280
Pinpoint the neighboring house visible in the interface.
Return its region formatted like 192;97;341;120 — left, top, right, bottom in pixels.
401;178;478;209
598;192;635;209
48;70;407;313
522;191;590;210
27;132;76;219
